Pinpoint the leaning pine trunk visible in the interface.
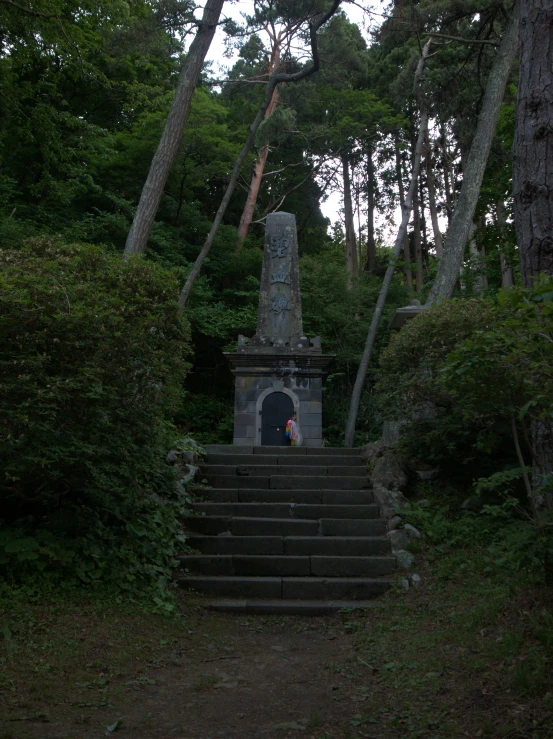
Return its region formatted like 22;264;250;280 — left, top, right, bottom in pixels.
236;51;281;248
124;0;225;257
366;143;376;272
439;122;455;225
413;182;424;291
425;147;444;256
426;3;519;305
342;153;358;279
395;134;412;288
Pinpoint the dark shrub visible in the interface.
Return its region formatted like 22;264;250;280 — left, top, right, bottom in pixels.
0;239;191;595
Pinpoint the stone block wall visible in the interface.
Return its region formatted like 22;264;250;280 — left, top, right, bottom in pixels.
232;374;323;448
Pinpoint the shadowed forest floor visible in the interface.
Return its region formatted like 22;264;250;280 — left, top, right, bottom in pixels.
1;561;553;739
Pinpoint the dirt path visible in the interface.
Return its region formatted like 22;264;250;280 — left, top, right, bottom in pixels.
1;597;367;739
2;581;552;739
117;618;358;738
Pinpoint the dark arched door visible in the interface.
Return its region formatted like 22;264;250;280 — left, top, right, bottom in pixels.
261;392;294;446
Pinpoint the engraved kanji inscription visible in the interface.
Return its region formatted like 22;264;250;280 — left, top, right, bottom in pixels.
270;267;291;285
271;295;292;315
270;235;291;258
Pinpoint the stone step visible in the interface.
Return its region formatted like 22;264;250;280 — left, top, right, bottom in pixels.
184;515;386;538
205;475;369;490
187;535;391;556
205;445;360;456
203;599;379;615
183;516;320;537
202;464;365;477
321;519;387;536
195;489;374;504
190;502;381;519
207;454;364;467
179;554;396;578
177;575;392;600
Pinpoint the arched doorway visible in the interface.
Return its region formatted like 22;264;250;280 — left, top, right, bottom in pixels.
261;392;294;446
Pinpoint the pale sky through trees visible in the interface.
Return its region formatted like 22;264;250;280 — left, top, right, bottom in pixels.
201;0;394;239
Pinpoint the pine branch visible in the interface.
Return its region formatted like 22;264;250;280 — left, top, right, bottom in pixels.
426;32;499;46
0;0;57;17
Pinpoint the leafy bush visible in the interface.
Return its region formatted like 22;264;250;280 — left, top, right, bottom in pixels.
375;297;510;479
441;280;553;500
377;285;553;579
0;239;191;598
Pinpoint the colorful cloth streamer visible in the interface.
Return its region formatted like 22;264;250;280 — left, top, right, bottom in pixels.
285;417;302;446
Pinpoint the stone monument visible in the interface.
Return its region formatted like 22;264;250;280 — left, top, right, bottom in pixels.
225;212;334;447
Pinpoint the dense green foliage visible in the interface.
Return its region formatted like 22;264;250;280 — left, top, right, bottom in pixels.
377;282;553;492
2;1;551;615
0;240;190;600
376;282;553;578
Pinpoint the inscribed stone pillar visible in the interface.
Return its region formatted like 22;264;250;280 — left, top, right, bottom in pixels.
256;212;303;343
225;212;334;447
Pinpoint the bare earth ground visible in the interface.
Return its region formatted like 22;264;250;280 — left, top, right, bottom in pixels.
1;566;553;739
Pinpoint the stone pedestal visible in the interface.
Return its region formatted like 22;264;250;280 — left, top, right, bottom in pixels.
225;212;334;447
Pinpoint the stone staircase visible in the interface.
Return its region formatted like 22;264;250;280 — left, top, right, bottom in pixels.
176;445;395;615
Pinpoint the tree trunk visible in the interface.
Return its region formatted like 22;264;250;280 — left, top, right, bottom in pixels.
236;54;281;247
124;0;225;257
366;143;376;272
344;39;432;447
497;199;514;287
395;134;412;288
426;3;519;305
440;123;454;225
413;182;424;292
342;153;358;279
426;147;444;256
178;0;342;309
513;0;553;284
419;174;429;272
513;0;553;515
499;253;514;287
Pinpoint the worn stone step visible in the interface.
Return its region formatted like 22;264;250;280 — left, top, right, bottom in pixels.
190;502;381;519
177;575;391;600
204;474;369;490
204;445;302;455
204;599;379;615
183;516;319;537
202;464;364;477
179;555;311;577
179;554;396;578
203;464;326;477
184;516;385;538
282;577;391;600
310;556;396;577
188;536;284;555
179;575;282;599
196;489;374;504
252;446;360;456
283;536;391;556
204;445;360;456
270;475;369;490
321;519;387;537
206;454;364;467
187;535;391;556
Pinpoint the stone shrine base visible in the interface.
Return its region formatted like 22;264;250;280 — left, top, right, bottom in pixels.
224;351;334;448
